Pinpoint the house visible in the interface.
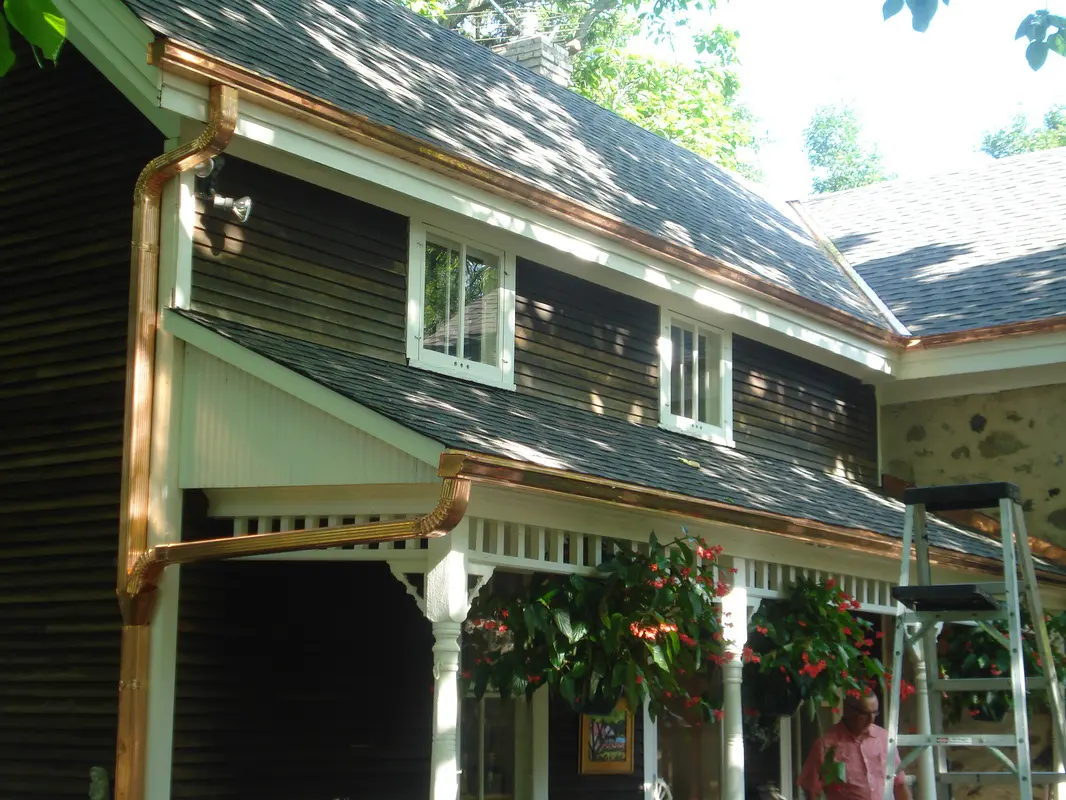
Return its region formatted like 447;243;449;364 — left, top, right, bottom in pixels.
2;1;1065;800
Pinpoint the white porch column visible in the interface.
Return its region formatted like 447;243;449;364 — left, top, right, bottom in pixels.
907;628;937;800
531;687;550;800
642;698;658;800
722;558;748;800
425;525;471;800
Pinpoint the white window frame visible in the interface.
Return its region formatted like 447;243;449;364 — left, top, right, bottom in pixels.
658;308;733;445
407;221;516;390
460;690;531;800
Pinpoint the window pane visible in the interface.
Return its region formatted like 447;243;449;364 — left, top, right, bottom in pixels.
464;247;500;367
424;240;461;357
683;327;694;419
699;329;722;426
670;325;683;417
459;697;515;800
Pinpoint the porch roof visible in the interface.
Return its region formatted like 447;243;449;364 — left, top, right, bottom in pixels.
172;310;1055;574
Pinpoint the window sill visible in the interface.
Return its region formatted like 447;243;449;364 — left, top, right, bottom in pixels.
410;355;516;391
658;417;734;447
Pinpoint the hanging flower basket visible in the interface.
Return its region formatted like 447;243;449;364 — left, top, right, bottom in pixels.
742;662;804;718
463;532;733;723
938;610;1066;723
747;576;896;717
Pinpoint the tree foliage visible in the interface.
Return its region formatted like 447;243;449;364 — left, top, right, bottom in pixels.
803;104;894;195
396;0;758;173
980;106;1066;159
883;0;1064;72
0;0;65;77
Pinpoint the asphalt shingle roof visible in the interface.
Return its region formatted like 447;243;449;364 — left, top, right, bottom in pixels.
178;310;1047;570
803;148;1066;336
120;0;887;329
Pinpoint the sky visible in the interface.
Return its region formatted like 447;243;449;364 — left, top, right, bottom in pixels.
690;0;1066;199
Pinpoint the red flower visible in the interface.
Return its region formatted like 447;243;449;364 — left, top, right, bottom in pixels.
863;639;873;647
679;633;697;647
528;674;543;684
498;624;508;633
729;567;739;574
484;620;497;631
635;674;644;684
500;609;509;619
461;671;472;680
650;564;658;572
842;627;852;636
875;631;884;639
712;709;724;722
755;625;768;635
798;620;808;628
826;578;836;589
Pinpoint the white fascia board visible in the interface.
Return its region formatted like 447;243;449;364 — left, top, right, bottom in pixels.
162;309;444;467
158;76;897;377
879;329;1066;404
899;329;1066;381
55;0;179;136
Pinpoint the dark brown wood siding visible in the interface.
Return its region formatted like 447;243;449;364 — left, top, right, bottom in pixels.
732;336;878;483
170;512;433;799
515;259;659;423
0;44;161;796
191;157;409;362
548;697;644;798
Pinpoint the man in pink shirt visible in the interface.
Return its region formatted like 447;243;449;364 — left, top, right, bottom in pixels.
798;694;913;800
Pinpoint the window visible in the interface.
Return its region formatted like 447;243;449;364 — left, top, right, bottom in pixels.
461;695;518;800
407;223;516;388
659;310;732;443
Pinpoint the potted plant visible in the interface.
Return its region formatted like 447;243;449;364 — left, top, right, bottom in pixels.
938;609;1066;723
463;532;732;723
747;576;890;718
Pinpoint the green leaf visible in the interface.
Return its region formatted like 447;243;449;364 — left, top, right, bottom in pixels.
554;609;575;642
1027;40;1049;70
0;16;14;76
571;620;589;642
1017;13;1036;40
560;675;577;705
905;0;937;32
882;0;904;20
3;0;65;63
1049;32;1066;56
648;642;670;672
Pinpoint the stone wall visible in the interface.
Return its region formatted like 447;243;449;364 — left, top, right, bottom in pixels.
881;383;1066;548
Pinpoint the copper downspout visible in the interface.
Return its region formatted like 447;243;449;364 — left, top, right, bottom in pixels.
114;82;238;800
437;451;1066;585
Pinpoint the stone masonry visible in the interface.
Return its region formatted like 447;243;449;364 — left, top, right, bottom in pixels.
881;382;1066;548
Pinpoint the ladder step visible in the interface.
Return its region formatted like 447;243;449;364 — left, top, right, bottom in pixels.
901;609;1007;624
938;773;1066;785
893;584;1001;612
904;481;1021;511
932;677;1048;692
896;734;1020;748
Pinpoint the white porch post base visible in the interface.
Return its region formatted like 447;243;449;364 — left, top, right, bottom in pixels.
911;650;936;800
431;620;463;800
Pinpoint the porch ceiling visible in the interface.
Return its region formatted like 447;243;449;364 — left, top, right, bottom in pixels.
170;309;1064;576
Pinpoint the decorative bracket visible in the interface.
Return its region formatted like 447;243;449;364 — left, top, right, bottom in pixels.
388;563;426;615
467;565;494;608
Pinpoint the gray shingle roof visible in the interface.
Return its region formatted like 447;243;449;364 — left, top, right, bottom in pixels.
120;0;888;329
177;310;1051;570
803;148;1066;336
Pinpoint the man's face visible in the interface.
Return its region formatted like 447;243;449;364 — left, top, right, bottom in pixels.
842;695;878;736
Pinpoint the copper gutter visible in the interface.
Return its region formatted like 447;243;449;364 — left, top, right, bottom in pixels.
145;39;905;352
906;315;1066;349
437;450;1066;585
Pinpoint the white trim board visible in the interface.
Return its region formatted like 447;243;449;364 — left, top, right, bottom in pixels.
898;328;1066;382
163;309;444;467
56;0;178;135
156;75;898;379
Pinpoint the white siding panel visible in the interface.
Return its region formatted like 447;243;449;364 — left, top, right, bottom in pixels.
179;348;439;487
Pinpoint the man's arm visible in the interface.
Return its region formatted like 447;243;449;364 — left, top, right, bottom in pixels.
893;775;913;800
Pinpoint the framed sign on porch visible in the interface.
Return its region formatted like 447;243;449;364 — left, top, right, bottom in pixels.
579;699;635;775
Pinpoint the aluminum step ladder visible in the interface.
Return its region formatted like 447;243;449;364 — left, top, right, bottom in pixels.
883;482;1066;800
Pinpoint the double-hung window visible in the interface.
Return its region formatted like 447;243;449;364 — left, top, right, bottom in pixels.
659;310;732;444
407;222;516;388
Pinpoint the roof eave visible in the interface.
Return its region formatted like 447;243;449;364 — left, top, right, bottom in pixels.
437;449;1066;585
908;315;1066;349
147;38;906;352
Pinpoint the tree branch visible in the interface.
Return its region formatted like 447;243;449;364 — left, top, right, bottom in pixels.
566;0;618;53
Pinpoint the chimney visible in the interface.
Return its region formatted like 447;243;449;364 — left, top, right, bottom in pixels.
492;34;573;87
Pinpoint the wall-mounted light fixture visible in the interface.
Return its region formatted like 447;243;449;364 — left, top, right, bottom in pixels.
193;156;253;223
